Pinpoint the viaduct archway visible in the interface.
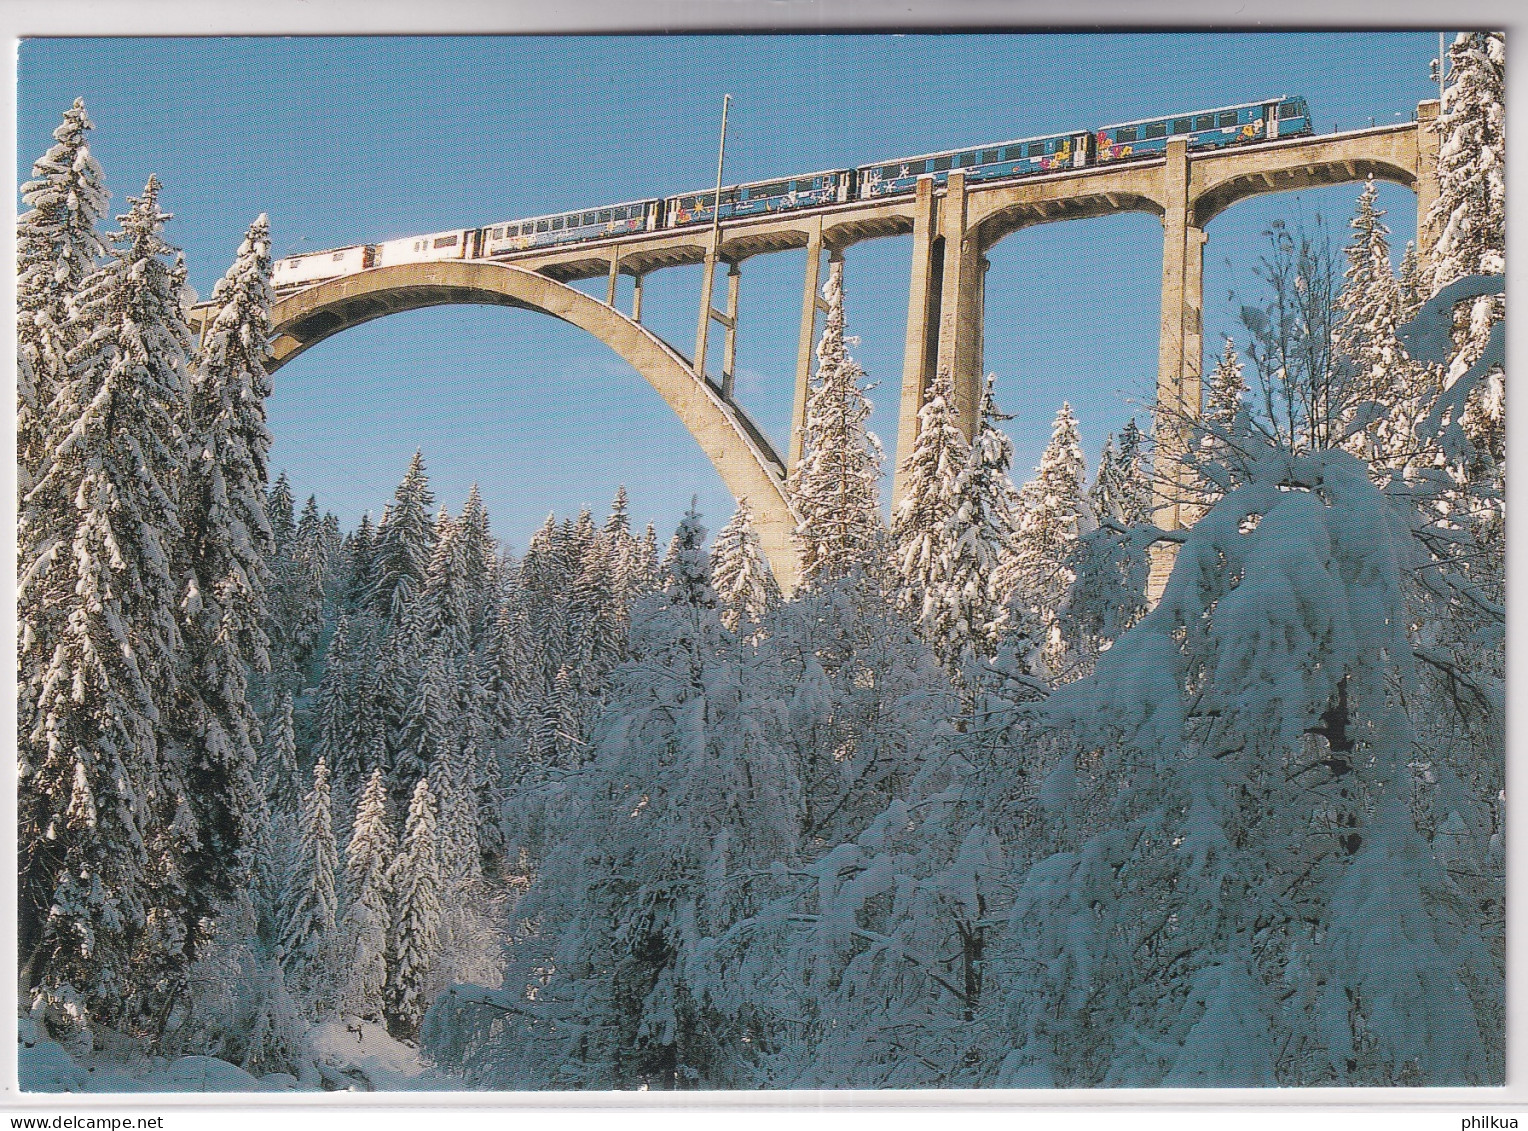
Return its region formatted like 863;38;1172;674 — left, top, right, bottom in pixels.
223;103;1441;603
262;260;803;593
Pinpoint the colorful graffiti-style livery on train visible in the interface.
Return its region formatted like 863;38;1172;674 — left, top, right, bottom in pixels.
271;96;1314;291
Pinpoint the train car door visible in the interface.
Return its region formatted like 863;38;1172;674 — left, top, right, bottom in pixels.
1264;102;1279;139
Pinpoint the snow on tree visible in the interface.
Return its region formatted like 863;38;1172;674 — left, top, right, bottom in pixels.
928;375;1018;678
279;757;338;981
1422;31;1506;478
17;99;109;498
430;742;482;890
369;450;437;624
288;495;329;667
889;370;969;637
711;498;779;635
996;433;1497;1085
172;213;277;944
267;472;297;555
387;776;443;1039
415;511;472;656
664;499;718;610
263;692;302;815
343;513;377;611
17;175;193;1016
311;615;361;803
1091;417;1151;527
1428;32;1505;290
1332;177;1436;476
787;259;885;586
390;639;458;814
340;768;395;1021
436;519;805;1089
998;402;1095;676
1204;339;1248;434
455;484;498;646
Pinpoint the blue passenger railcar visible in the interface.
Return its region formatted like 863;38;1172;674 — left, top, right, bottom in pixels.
1095;97;1312;164
857;130;1092;199
664;170;853;228
480;199;661;256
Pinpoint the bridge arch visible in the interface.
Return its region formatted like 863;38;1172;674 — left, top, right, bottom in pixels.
266;260;802;593
1189;130;1422;229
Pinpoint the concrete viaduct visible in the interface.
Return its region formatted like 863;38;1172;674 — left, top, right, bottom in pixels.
211;101;1441;596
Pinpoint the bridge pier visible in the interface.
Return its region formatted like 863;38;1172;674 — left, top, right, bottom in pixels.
935;171;987;431
790;217;831;474
1147;138;1207;600
1415;99;1442;263
893;176;942;507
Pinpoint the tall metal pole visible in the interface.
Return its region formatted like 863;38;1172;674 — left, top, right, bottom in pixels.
710;93;732;259
694;94;732;379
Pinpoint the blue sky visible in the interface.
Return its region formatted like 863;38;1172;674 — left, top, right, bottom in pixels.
18;33;1440;552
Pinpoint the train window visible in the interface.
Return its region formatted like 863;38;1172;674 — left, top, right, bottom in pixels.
955;152;974;167
1218;111;1239;127
1144;122;1167;139
1278;102;1302;119
598;210;612;223
1116;127;1138;143
1194;114;1214;130
536;220;550;233
932;156;951;171
433;234;458;248
551;217;563;231
1173;118;1191;134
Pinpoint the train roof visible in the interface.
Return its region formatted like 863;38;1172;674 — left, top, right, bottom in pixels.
1097;97;1296;131
277;243;370;262
666;167;853;198
855;129;1087;171
485;198;659;227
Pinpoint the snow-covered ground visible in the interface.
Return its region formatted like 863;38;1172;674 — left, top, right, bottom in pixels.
18;1016;459;1093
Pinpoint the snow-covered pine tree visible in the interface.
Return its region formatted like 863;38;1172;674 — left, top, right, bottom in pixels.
264;692;302;815
456;484;498;646
343;513;377;611
1424;31;1506;476
390;638;458;814
289;495;329;669
430;742;481;890
998;433;1496;1086
369;450;437;624
1332;177;1431;475
448;511;804;1089
787;259;885;586
268;472;296;555
173;212;278;948
889;369;969;639
665;499;718;610
1205;339;1248;433
16;99;109;498
311;615;362;805
711;498;779;635
1429;32;1506;292
18;175;193;1016
998;402;1094;676
279;757;338;980
387;776;443;1039
1089;434;1120;522
929;374;1017;678
635;521;662;595
340;768;395;1021
416;511;472;656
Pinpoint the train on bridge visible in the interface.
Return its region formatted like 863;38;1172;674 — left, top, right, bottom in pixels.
271;95;1313;290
